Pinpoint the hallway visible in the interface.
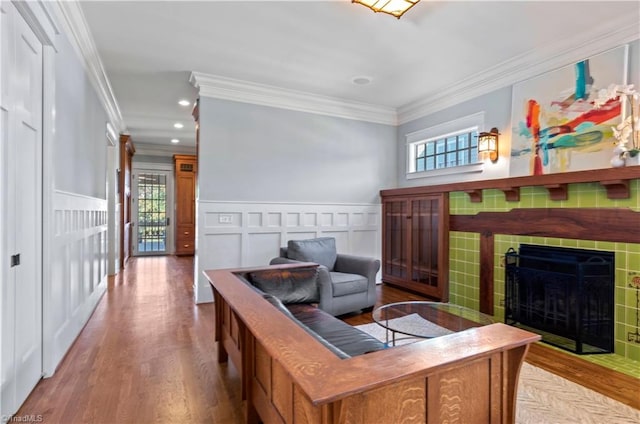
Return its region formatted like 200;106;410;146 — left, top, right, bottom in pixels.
17;257;244;423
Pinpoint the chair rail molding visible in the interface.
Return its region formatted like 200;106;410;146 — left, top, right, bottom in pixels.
194;200;382;303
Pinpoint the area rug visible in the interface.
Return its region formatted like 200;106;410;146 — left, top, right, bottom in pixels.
356;320;640;423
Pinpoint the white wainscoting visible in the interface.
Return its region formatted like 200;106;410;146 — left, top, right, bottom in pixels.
43;190;108;376
194;201;382;303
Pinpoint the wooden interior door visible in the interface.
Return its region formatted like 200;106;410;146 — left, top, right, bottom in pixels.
119;135;135;269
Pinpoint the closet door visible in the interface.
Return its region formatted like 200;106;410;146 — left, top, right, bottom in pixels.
0;2;44;419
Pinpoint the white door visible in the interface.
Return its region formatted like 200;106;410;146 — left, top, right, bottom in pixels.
132;169;174;255
0;2;44;420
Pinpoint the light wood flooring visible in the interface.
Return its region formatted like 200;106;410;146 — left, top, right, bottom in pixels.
16;256;638;423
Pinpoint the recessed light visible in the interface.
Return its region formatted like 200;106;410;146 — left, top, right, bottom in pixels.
171;138;180;144
178;99;190;107
351;76;372;85
173;122;184;129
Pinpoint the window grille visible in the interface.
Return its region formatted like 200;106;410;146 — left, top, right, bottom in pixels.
412;129;478;172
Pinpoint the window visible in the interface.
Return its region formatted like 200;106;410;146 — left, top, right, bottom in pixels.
406;112;485;178
413;129;478;172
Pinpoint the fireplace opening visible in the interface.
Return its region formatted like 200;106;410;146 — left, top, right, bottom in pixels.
505;244;614;354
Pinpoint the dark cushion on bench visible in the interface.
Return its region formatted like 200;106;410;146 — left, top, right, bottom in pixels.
286;303;386;357
262;295;351;359
249;267;320;304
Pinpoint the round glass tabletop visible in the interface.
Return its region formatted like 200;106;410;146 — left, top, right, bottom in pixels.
372;301;495;343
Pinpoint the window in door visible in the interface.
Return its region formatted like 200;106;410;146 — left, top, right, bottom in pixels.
135;173;168;254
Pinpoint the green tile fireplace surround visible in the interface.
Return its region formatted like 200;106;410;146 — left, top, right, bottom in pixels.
448;178;640;377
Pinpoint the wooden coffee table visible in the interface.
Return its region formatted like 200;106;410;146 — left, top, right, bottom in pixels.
372;301;495;346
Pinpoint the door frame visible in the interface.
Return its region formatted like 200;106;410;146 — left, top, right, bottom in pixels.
131;162;175;256
119;134;135;269
106;124;119;274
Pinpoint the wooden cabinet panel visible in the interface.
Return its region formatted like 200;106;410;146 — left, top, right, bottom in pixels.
381;192;449;300
174;155;196;255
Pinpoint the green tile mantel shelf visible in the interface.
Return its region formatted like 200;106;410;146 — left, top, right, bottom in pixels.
381;167;640;202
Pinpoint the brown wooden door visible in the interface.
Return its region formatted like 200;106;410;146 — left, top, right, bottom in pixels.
120;135;135;268
174;155;197;255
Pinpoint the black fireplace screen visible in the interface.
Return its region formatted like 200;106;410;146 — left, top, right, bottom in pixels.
505;244;614;354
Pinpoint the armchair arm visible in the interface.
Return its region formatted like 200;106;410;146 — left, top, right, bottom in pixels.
334;254;380;310
334;254;380;283
316;265;334;311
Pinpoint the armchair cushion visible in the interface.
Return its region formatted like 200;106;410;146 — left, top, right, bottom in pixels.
287;237;337;271
249;267;320;304
329;272;368;297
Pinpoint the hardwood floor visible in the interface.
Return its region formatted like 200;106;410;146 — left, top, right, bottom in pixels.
16;257;638;423
18;256;243;423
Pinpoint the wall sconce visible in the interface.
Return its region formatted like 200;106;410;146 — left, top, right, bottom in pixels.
478;127;500;163
351;0;420;19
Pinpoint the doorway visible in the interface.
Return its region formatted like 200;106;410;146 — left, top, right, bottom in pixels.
132;165;174;256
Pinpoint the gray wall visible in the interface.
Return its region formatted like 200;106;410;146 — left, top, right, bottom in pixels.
396;87;513;188
54;33;109;199
198;98;397;204
396;40;640;188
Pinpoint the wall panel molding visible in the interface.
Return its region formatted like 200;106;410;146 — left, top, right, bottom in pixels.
194;201;382;303
43;190;108;375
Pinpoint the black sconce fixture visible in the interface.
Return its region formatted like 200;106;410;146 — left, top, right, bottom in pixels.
478;127;500;163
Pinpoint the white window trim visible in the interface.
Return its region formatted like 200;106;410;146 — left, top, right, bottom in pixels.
405;112;486;179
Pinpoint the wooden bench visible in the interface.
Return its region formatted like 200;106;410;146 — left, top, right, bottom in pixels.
205;264;541;424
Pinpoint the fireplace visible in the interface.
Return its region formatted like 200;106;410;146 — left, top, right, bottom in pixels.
505;244;614;354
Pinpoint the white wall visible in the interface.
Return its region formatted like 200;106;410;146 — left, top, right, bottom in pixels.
42;11;113;375
194;98;397;302
44;191;107;375
194;201;381;302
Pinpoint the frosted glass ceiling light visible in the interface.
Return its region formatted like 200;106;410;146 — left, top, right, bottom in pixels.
352;0;420;19
174;122;184;129
178;100;190;107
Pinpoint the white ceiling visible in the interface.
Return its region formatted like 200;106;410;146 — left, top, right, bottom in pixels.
78;0;640;150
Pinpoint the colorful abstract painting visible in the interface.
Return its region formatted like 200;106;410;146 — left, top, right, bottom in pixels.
509;45;628;176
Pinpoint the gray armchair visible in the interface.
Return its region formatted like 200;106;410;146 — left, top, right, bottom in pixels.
269;237;380;316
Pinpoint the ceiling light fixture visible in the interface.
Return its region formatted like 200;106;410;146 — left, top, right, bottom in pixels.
171;138;180;144
352;0;420;19
178;99;190;107
352;76;372;85
174;122;184;129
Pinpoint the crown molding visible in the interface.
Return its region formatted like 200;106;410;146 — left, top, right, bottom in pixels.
134;142;196;157
397;15;640;125
52;1;126;134
190;72;397;126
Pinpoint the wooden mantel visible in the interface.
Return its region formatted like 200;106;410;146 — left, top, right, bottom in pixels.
381;167;640;201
